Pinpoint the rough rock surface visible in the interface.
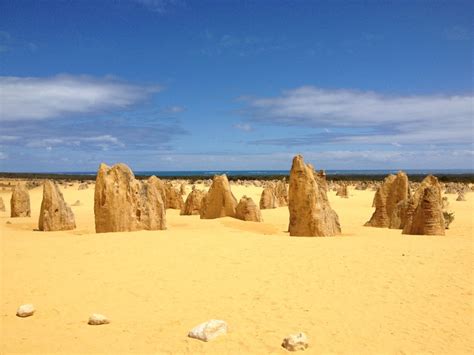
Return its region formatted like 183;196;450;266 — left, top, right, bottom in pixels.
336;184;349;198
10;183;31;217
402;175;445;236
456;193;466;201
88;313;110;325
259;185;278;209
0;196;5;212
165;182;184;209
16;304;35;317
389;199;409;229
281;332;309;351
365;172;409;228
39;180;76;231
188;320;228;342
181;189;206;215
78;183;88;190
235;196;262;222
200;175;237;219
275;180;289;206
94;163;166;233
288;155;341;236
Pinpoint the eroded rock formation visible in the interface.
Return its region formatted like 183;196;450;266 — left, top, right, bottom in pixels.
39;180;76;231
288;155;341;236
259;185;278;209
181;189;206;215
235;196;262;222
94;163;166;233
365;171;409;228
200;175;237;219
402;175;445;236
10;183;31;217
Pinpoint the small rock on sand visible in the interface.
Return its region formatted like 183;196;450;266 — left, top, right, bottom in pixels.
88;313;110;325
16;304;35;317
281;332;309;351
188;319;228;342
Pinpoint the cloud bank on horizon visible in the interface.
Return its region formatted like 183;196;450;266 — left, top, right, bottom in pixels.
0;0;472;171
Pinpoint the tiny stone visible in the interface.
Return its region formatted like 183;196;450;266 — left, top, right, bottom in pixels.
88;313;110;325
282;332;309;351
188;319;228;342
16;304;35;317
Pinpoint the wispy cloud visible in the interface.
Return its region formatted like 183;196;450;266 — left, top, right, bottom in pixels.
198;30;287;57
132;0;185;13
0;75;161;121
242;86;473;145
233;123;252;132
444;25;472;41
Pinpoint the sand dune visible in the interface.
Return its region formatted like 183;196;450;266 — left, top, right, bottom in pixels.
1;183;473;353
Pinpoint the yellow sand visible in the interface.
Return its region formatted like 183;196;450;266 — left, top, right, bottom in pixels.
1;183;473;354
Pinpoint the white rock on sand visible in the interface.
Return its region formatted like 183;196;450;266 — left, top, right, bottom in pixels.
16;304;35;317
88;313;110;325
188;319;228;342
281;332;309;351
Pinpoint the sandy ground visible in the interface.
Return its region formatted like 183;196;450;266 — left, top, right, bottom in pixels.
1;182;473;354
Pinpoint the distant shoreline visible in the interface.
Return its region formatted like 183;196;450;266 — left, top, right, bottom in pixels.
1;170;473;183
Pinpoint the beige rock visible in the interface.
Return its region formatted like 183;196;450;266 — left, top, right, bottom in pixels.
259;185;278;209
281;332;309;351
188;319;228;342
288;155;341;237
39;180;76;231
94;163;166;233
16;304;35;317
78;183;88;190
71;200;81;206
365;172;409;229
180;183;187;196
336;184;349;198
235;196;262;222
88;313;109;325
0;196;5;212
200;175;237;219
181;189;206;215
10;183;31;217
275;180;289;206
165;182;184;209
402;175;445;236
456;193;466;201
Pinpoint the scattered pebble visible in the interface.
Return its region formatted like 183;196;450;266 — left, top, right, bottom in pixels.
188;319;228;342
88;313;110;325
282;332;309;351
16;304;35;317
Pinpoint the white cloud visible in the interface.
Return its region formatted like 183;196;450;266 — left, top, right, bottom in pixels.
0;75;161;121
25;135;124;148
0;151;8;160
245;86;473;145
233;123;252;131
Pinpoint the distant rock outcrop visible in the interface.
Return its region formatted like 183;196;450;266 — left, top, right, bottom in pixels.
402;175;445;236
365;171;409;229
94;163;166;233
0;196;5;212
275;180;289;206
181;189;206;215
288;155;341;236
78;183;88;190
10;183;31;217
165;182;184;210
39;180;76;231
200;175;237;219
259;185;278;209
456;192;466;201
235;196;262;222
336;184;349;198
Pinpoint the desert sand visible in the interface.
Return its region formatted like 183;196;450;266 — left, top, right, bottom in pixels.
1;182;473;354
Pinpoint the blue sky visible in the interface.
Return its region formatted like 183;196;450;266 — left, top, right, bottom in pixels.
0;0;472;172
